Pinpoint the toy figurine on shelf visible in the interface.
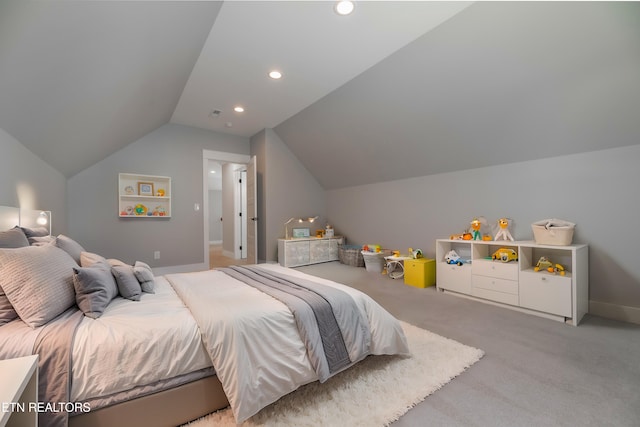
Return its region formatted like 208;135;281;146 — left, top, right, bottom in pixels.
468;216;490;240
470;218;482;240
492;247;518;262
534;256;566;275
494;217;514;241
444;250;470;266
408;248;423;259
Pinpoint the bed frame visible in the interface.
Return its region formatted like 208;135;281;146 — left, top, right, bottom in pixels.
69;376;229;427
1;206;230;426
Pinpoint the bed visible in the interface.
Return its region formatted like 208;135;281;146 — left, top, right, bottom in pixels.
0;218;410;427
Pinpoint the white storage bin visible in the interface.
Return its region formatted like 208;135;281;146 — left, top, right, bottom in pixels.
361;251;385;273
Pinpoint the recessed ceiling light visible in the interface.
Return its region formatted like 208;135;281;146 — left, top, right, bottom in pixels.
209;170;216;174
334;1;354;16
269;70;282;79
233;106;245;113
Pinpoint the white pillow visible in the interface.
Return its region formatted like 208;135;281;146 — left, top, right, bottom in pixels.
0;245;78;328
80;251;108;268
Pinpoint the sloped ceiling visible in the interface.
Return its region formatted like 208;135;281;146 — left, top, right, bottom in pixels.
275;1;640;189
171;0;472;136
1;1;639;188
0;0;222;178
0;0;471;178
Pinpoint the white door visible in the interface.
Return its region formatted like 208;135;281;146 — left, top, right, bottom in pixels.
246;156;258;264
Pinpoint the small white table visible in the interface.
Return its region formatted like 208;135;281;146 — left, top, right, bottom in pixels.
0;355;38;427
384;255;413;279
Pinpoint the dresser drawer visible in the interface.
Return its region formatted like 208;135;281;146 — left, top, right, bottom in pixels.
472;275;518;295
437;263;471;294
519;271;572;317
472;260;518;281
472;287;519;306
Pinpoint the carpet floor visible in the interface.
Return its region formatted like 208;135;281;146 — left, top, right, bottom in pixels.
186;322;483;427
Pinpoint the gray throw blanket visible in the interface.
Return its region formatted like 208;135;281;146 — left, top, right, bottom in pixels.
33;307;84;427
219;265;371;381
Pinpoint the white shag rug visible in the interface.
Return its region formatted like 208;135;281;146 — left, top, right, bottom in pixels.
186;322;484;427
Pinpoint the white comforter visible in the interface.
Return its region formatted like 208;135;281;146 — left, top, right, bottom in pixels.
167;263;410;423
70;277;211;402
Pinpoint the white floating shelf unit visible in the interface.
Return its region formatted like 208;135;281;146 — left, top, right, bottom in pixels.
118;173;171;218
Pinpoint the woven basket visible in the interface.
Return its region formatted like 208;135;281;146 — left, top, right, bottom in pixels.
338;245;364;267
531;219;575;246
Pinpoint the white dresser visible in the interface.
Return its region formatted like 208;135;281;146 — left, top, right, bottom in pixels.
278;236;344;268
436;239;588;325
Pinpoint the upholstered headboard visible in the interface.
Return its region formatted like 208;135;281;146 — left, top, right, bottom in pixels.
0;206;51;235
0;206;20;231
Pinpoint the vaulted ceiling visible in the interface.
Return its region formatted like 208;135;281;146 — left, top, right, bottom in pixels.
1;1;639;190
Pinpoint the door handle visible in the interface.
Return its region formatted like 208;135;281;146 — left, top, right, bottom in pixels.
250;217;258;221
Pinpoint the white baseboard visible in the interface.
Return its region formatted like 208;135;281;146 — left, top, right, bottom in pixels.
209;240;222;245
589;300;640;325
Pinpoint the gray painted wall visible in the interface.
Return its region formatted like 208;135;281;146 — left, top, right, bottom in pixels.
67;123;249;267
0;128;67;234
326;144;640;314
252;129;326;263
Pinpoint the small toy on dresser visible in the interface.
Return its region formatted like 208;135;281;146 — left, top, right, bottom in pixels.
534;256;566;275
450;216;492;241
494;217;514;241
492;247;518;262
444;250;470;266
469;217;484;240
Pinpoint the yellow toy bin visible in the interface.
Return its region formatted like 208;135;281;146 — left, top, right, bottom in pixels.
404;258;436;288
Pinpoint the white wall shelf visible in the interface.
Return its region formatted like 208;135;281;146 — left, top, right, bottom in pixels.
118;173;171;218
436;239;588;325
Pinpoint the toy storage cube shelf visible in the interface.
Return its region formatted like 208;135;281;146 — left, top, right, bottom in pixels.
118;173;171;218
404;258;436;288
435;239;588;325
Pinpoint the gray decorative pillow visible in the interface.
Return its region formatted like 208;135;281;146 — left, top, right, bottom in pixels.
0;245;78;328
111;265;142;301
72;265;119;319
54;235;85;265
19;226;49;238
133;261;155;293
0;228;29;248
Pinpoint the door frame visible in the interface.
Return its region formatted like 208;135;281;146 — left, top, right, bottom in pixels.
202;150;251;269
234;168;247;259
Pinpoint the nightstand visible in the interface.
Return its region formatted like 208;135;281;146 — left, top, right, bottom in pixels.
0;355;38;427
404;258;436;288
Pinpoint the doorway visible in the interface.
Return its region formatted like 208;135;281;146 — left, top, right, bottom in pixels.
202;150;255;269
